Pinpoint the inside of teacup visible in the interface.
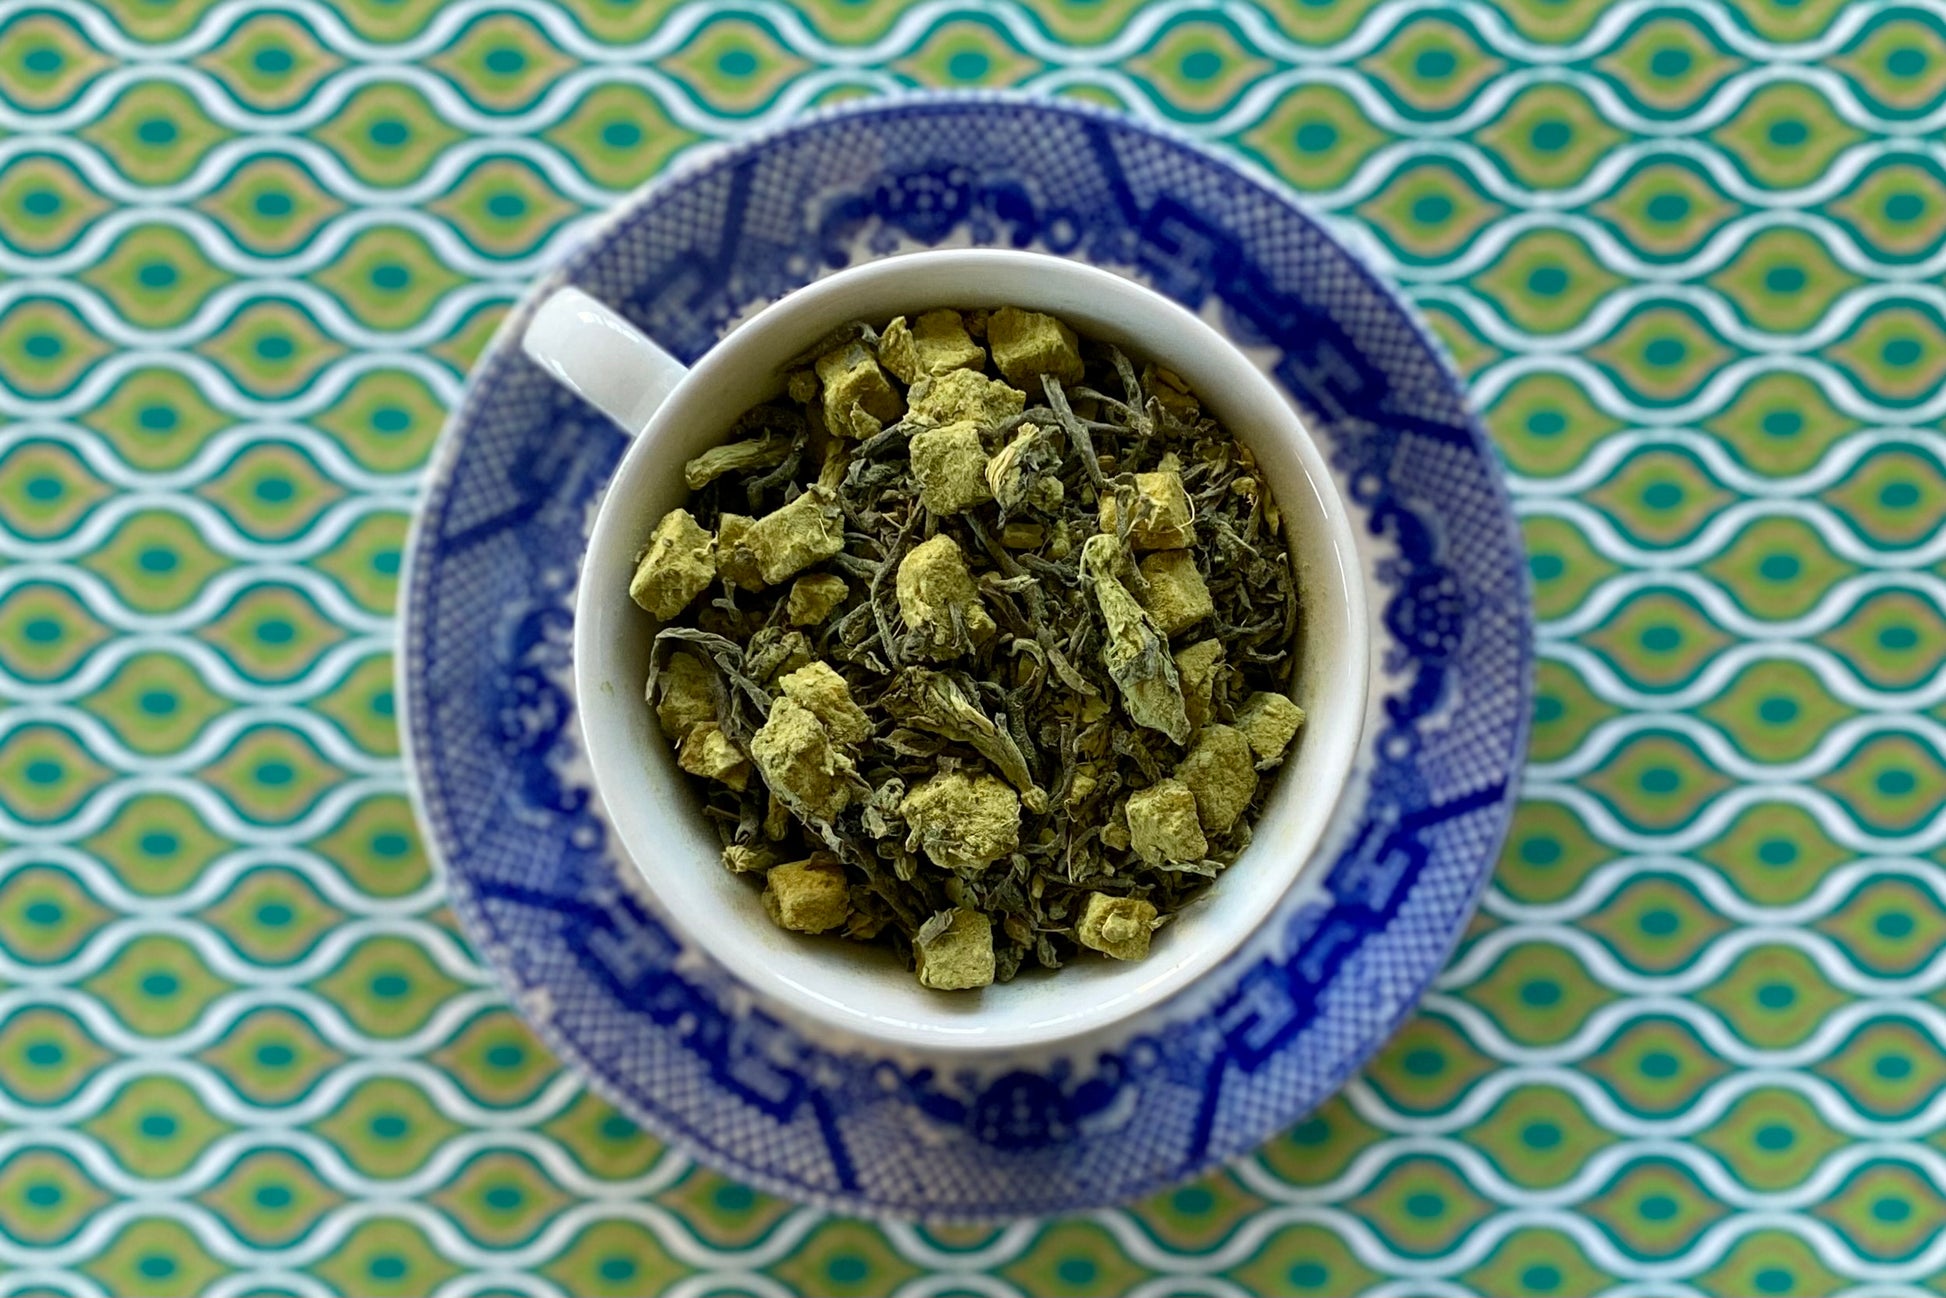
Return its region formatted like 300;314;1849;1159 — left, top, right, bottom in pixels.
571;251;1365;1050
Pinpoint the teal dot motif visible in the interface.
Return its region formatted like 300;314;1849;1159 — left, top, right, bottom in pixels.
1053;1257;1094;1286
138;546;177;572
1762;409;1801;437
486;1043;524;1068
256;901;293;926
1529;553;1564;581
1876;1053;1912;1079
1764;265;1805;293
255;760;294;786
1649;47;1691;77
253;45;294;74
25;1182;62;1206
945;50;988;80
1644;337;1686;366
256;618;295;644
1759;553;1800;581
1404;1191;1444;1218
23;47;63;73
1883;337;1922;367
599;1256;636;1281
139;689;177;715
1755;1123;1794;1150
256;1041;294;1067
255;1183;293;1208
1412;194;1453;224
1640;1050;1679;1078
1647;192;1690;222
1887;47;1927;77
139;403;178;431
371;1112;408;1139
1527;265;1568;295
1520;836;1561;866
22;190;61;215
137;118;177;144
1639;766;1680;794
139;1111;177;1138
372;831;411;857
1415;48;1456;78
1877;768;1916;796
1403;1048;1445;1076
137;261;177;288
1878;624;1919;650
1873;1196;1910;1223
1523;1264;1562;1291
485;47;526;74
141;971;179;997
370;263;409;290
602;120;641;148
487;192;525;218
1527;409;1566;437
484;1184;522;1209
1172;1185;1215;1214
1180;49;1223;81
1289;1262;1328;1288
25;901;62;925
1755;1267;1793;1294
1758;838;1797;865
255;190;294;217
1639;908;1678;937
1756;982;1794;1009
369;119;409;146
1881;481;1920;508
371;972;410;998
1758;696;1797;723
1529;120;1570;151
137;1255;176;1279
1522;1121;1562;1148
1642;481;1683;509
1886;192;1925;222
140;831;179;856
372;406;412;433
1520;979;1561;1007
25;1041;63;1066
1876;911;1914;938
713;1182;754;1211
368;1255;407;1280
255;334;294;361
1767;118;1808;146
1295;121;1337;152
1639;1194;1678;1220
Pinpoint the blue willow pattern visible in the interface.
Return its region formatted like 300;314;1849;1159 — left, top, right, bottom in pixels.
0;0;1941;1293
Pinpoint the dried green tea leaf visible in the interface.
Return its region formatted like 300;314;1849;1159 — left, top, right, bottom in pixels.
1081;533;1190;744
685;435;790;490
881;668;1045;810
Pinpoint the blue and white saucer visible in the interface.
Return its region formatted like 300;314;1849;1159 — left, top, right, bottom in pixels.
400;96;1531;1217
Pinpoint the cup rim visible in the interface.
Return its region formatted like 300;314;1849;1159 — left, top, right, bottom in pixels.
570;248;1369;1054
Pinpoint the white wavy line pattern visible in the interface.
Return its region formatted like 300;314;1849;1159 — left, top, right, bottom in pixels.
2;0;1941;1291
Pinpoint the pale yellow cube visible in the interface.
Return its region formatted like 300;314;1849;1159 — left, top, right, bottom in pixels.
901;771;1021;872
988;307;1084;390
909;421;994;514
786;573;849;625
677;722;750;791
1137;550;1213;636
1076;892;1158;961
654;648;716;740
1176;724;1257;836
777;661;870;747
895;534;996;660
743;485;846;586
1125;778;1208;866
907;368;1026;428
629;508;716;619
1098;471;1195;550
1174;640;1224;732
915;908;995;990
815;341;905;439
1237;690;1307;764
750;696;856;823
879;310;984;383
762;858;851;933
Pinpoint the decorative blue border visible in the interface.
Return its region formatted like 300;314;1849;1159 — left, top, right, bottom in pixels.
401;95;1531;1216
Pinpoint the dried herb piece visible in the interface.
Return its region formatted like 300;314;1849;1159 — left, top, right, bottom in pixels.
634;306;1305;989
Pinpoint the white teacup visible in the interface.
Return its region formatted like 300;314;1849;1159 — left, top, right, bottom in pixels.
522;250;1368;1054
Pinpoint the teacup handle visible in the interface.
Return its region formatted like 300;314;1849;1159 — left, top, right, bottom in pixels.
520;287;688;438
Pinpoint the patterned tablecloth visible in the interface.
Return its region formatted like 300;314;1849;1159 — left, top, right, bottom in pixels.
2;1;1936;1292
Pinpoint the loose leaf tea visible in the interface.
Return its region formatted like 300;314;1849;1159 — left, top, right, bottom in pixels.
633;305;1305;989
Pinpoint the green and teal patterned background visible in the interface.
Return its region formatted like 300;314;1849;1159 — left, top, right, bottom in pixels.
4;0;1944;1292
